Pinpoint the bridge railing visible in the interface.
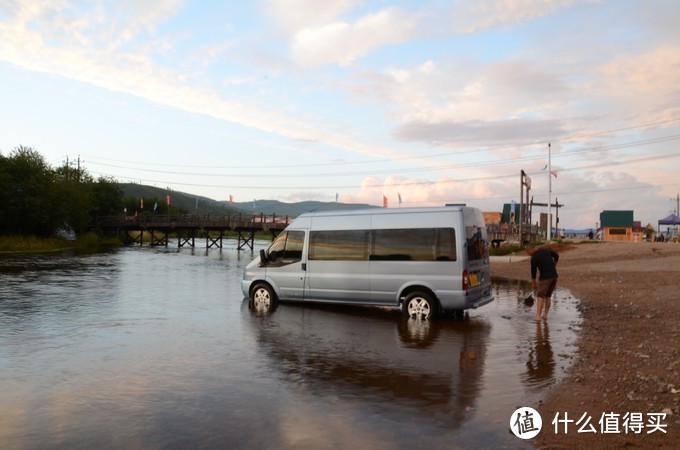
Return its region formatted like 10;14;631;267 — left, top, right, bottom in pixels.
95;213;293;230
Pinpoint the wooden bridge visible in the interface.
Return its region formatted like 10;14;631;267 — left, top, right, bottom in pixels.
96;213;292;251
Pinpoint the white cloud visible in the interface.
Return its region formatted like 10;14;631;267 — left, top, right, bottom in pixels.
263;0;359;33
340;175;500;208
449;0;583;34
0;1;402;161
595;46;680;119
291;7;418;67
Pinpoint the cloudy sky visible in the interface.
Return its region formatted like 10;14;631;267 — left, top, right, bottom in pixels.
1;0;678;229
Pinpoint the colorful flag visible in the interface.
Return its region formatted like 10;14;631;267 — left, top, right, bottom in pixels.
166;195;171;205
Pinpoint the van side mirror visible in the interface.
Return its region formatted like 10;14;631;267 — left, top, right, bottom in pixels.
259;249;267;266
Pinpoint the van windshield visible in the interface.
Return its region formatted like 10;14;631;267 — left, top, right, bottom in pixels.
465;226;489;261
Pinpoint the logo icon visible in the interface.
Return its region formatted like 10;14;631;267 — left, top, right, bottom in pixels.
510;407;542;439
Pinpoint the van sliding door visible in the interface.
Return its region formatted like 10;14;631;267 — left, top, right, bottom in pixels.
306;228;370;303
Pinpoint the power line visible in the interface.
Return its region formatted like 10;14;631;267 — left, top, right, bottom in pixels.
83;134;680;179
80;117;680;171
93;150;680;191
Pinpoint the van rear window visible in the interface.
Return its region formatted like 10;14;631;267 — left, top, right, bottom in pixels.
465;226;489;260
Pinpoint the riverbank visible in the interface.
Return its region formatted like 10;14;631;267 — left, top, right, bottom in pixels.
490;241;679;448
0;234;120;254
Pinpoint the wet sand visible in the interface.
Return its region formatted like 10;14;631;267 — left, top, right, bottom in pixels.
491;241;679;448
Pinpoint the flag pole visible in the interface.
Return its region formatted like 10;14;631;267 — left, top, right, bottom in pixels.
547;142;552;242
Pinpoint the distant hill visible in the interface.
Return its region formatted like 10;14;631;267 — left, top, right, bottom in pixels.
119;183;376;217
227;199;377;216
120;183;237;216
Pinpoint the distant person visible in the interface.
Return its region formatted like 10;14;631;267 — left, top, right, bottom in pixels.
526;245;559;321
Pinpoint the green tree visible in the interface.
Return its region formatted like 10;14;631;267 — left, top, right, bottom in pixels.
0;146;60;236
89;176;124;221
0;146;125;236
52;162;93;234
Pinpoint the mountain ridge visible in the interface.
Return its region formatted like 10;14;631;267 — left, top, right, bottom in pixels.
119;183;376;216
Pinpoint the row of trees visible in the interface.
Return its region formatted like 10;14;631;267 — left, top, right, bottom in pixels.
0;146;124;236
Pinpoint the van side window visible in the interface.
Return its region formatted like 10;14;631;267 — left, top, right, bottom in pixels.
267;231;305;266
371;228;456;261
435;228;456;261
309;230;369;260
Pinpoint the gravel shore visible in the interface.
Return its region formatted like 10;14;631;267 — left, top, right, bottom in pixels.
490;241;679;448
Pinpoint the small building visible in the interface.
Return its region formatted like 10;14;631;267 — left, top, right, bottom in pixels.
483;212;502;225
600;210;639;242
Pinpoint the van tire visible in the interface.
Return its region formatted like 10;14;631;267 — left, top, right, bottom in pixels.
250;283;277;313
403;291;437;320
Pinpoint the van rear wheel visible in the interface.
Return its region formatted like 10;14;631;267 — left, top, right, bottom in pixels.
250;283;277;313
403;291;437;320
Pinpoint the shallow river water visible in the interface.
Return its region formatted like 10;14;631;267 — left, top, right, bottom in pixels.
0;243;581;449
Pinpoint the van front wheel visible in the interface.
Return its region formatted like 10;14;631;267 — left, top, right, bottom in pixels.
403;291;437;320
250;283;277;313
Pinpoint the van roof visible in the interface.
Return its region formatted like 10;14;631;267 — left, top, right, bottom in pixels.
298;205;468;218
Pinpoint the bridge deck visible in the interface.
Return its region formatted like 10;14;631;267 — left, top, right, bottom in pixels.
96;213;292;250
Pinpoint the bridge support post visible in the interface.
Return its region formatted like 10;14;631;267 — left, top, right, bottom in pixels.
149;229;168;247
178;230;196;248
237;229;255;251
206;230;225;249
122;229;144;246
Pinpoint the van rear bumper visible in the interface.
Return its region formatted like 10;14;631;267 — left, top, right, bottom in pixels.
468;282;494;309
437;283;493;311
469;291;494;308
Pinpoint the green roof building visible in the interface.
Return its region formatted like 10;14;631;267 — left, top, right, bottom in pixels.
599;210;638;241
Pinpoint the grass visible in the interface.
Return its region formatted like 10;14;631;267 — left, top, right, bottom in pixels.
489;244;524;257
0;233;121;254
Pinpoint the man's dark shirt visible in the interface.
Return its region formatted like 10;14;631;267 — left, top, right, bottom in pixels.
531;248;559;280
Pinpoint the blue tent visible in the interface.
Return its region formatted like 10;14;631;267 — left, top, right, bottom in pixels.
658;213;680;240
658;213;680;225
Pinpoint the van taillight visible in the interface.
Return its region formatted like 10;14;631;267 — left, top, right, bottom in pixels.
462;269;468;291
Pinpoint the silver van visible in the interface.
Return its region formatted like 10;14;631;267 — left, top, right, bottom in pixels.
241;206;493;319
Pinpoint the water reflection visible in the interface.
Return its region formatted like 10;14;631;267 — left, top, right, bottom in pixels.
526;321;555;387
246;303;489;431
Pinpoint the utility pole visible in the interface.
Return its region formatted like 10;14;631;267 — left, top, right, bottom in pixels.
547;143;552;242
520;170;531;244
520;171;523;242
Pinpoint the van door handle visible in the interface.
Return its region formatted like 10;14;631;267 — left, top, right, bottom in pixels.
301;263;307;271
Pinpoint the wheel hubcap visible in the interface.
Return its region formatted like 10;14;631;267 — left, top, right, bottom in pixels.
253;289;271;310
408;298;431;320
